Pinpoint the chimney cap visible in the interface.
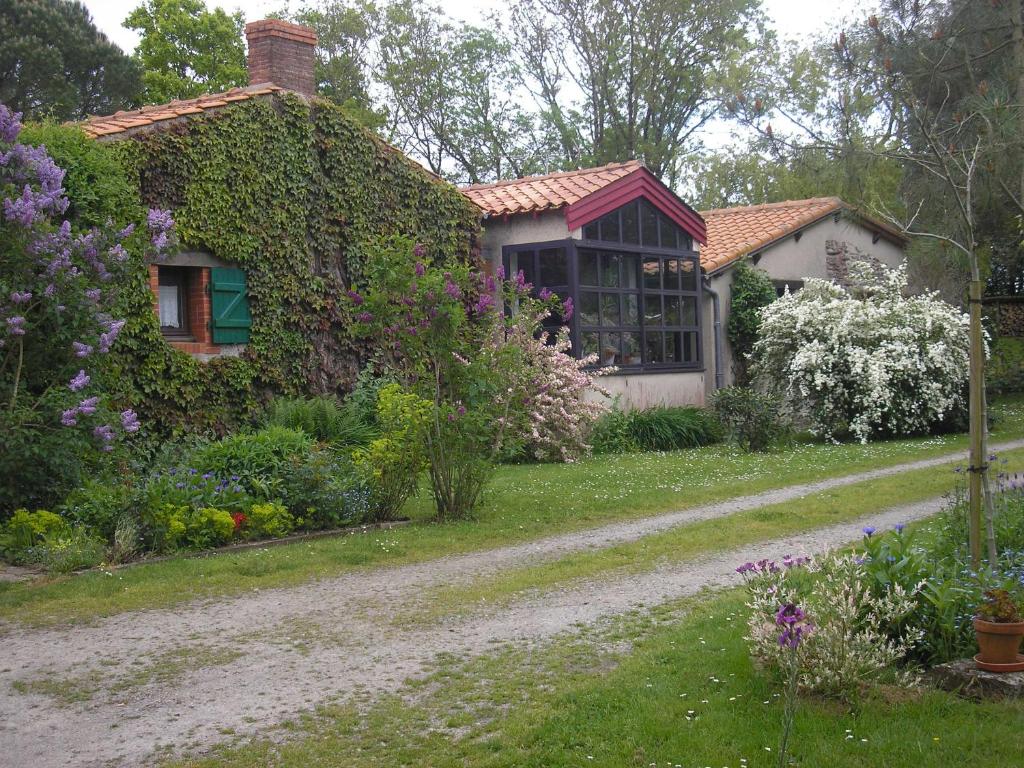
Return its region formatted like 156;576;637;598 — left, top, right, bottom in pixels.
244;19;318;45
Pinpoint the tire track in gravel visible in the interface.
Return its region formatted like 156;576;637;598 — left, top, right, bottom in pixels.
1;441;1018;768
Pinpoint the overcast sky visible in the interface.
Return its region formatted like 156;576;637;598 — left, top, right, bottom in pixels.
85;0;870;55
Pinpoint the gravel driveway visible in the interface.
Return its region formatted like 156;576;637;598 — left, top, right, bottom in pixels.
2;441;1018;768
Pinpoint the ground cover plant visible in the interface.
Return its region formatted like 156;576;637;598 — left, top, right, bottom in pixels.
4;415;1024;627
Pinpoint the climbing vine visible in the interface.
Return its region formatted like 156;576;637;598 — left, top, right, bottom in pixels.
38;93;480;435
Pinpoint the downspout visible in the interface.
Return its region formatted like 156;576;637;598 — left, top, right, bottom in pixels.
702;274;725;391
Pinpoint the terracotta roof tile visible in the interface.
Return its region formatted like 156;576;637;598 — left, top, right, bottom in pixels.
698;197;848;272
461;161;644;217
77;84;283;139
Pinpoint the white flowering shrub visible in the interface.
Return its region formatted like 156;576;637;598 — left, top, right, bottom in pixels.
741;553;922;698
751;263;970;442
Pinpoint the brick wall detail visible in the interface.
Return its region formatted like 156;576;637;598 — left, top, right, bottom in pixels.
245;20;318;98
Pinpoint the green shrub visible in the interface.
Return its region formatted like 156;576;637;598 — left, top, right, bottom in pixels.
589;406;639;454
0;509;68;562
987;336;1024;396
60;480;135;541
144;504;236;552
711;387;786;452
627;406;723;451
727;261;777;384
142;503;188;552
266;396;376;447
185;508;236;549
244;502;295;539
187;426;314;487
28;527;107;574
276;452;370;529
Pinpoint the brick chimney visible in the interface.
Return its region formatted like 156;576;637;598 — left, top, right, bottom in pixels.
244;19;318;98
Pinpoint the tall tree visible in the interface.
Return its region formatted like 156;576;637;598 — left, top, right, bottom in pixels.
0;0;141;120
124;0;247;103
378;0;546;183
509;0;769;184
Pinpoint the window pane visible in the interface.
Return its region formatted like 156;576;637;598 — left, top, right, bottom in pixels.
622;332;642;365
645;331;664;363
539;247;568;286
642;257;661;290
579;251;599;285
680;259;697;291
659;215;679;250
601;294;620;326
624;294;639;325
582;331;600;358
641;201;659;246
644;295;662;325
622;202;639;244
621;254;638;288
600;333;621;366
664;295;681;325
583;221;599;240
601;254;620;287
159;284;181;327
683;331;699;362
681;296;697;326
664;259;681;291
665;332;682;363
599;211;620;242
580;291;600;326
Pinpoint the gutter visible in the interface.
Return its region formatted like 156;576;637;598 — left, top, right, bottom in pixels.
702;275;726;391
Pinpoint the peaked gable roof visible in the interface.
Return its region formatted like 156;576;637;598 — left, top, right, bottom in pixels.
699;197;907;273
462;161;707;245
78;84;283;139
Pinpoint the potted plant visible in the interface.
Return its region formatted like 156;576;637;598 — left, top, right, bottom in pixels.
974;587;1024;672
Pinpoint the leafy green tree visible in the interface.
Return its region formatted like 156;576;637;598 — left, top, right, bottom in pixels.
124;0;247;103
509;0;769;184
0;0;141;120
726;262;776;385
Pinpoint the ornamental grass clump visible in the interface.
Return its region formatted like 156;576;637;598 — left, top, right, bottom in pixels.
751;262;969;442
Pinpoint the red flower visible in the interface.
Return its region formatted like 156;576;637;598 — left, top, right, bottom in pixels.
231;512;247;530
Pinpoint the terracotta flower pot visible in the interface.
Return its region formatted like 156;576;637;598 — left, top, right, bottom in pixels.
974;617;1024;669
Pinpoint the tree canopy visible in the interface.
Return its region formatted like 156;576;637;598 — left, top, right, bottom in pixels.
0;0;141;120
124;0;247;103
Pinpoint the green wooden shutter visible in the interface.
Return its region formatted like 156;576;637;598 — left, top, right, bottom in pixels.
210;267;252;344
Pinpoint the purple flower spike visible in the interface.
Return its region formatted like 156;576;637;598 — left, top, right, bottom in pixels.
6;316;26;336
415;261;426;277
121;409;140;433
346;290;364;306
72;341;93;358
539;287;552;301
562;296;574;322
68;369;90;392
413;243;426;259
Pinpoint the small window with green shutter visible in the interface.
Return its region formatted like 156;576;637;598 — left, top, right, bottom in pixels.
210;267;252;344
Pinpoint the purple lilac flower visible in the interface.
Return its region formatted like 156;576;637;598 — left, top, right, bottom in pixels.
356;311;374;323
413;243;426;259
146;208;174;233
93;424;115;443
474;293;494;314
68;369;90;392
562;296;574;322
120;409;140;433
60;408;78;427
496;264;506;280
6;316;25;335
444;280;462;300
44;283;56;297
117;223;136;239
77;396;99;415
457;404;466;416
73;341;93;358
9;291;31;304
346;290;364;306
98;319;126;352
539;287;552;301
415;261;426;277
514;269;531;292
0;104;22;143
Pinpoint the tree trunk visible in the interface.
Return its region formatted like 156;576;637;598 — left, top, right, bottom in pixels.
968;279;986;568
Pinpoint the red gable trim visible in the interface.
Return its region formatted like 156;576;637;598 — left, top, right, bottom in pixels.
564;168;707;245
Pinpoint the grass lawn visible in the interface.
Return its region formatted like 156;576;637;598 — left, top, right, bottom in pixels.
174;588;1024;768
3;398;1023;628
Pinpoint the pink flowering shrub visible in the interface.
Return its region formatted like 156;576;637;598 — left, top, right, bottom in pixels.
502;307;610;462
0;103;174;512
350;238;582;519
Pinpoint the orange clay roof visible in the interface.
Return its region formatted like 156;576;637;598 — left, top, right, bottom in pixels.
77;84;283;138
461;161;644;217
699;197;906;273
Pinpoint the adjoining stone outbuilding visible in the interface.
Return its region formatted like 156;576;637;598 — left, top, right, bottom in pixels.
463;169;908;408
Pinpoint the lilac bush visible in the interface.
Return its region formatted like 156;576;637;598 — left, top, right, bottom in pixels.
0;103;174;511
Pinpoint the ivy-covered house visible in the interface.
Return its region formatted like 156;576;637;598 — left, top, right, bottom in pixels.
463;171;907;407
66;19;479;432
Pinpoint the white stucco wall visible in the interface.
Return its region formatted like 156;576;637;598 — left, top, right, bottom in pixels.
479;211;578;264
585;370;707;409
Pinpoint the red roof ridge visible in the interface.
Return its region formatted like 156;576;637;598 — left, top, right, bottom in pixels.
700;196;843;217
461;160;643;191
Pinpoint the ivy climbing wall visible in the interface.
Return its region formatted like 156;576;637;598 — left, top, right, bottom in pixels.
44;94;481;435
